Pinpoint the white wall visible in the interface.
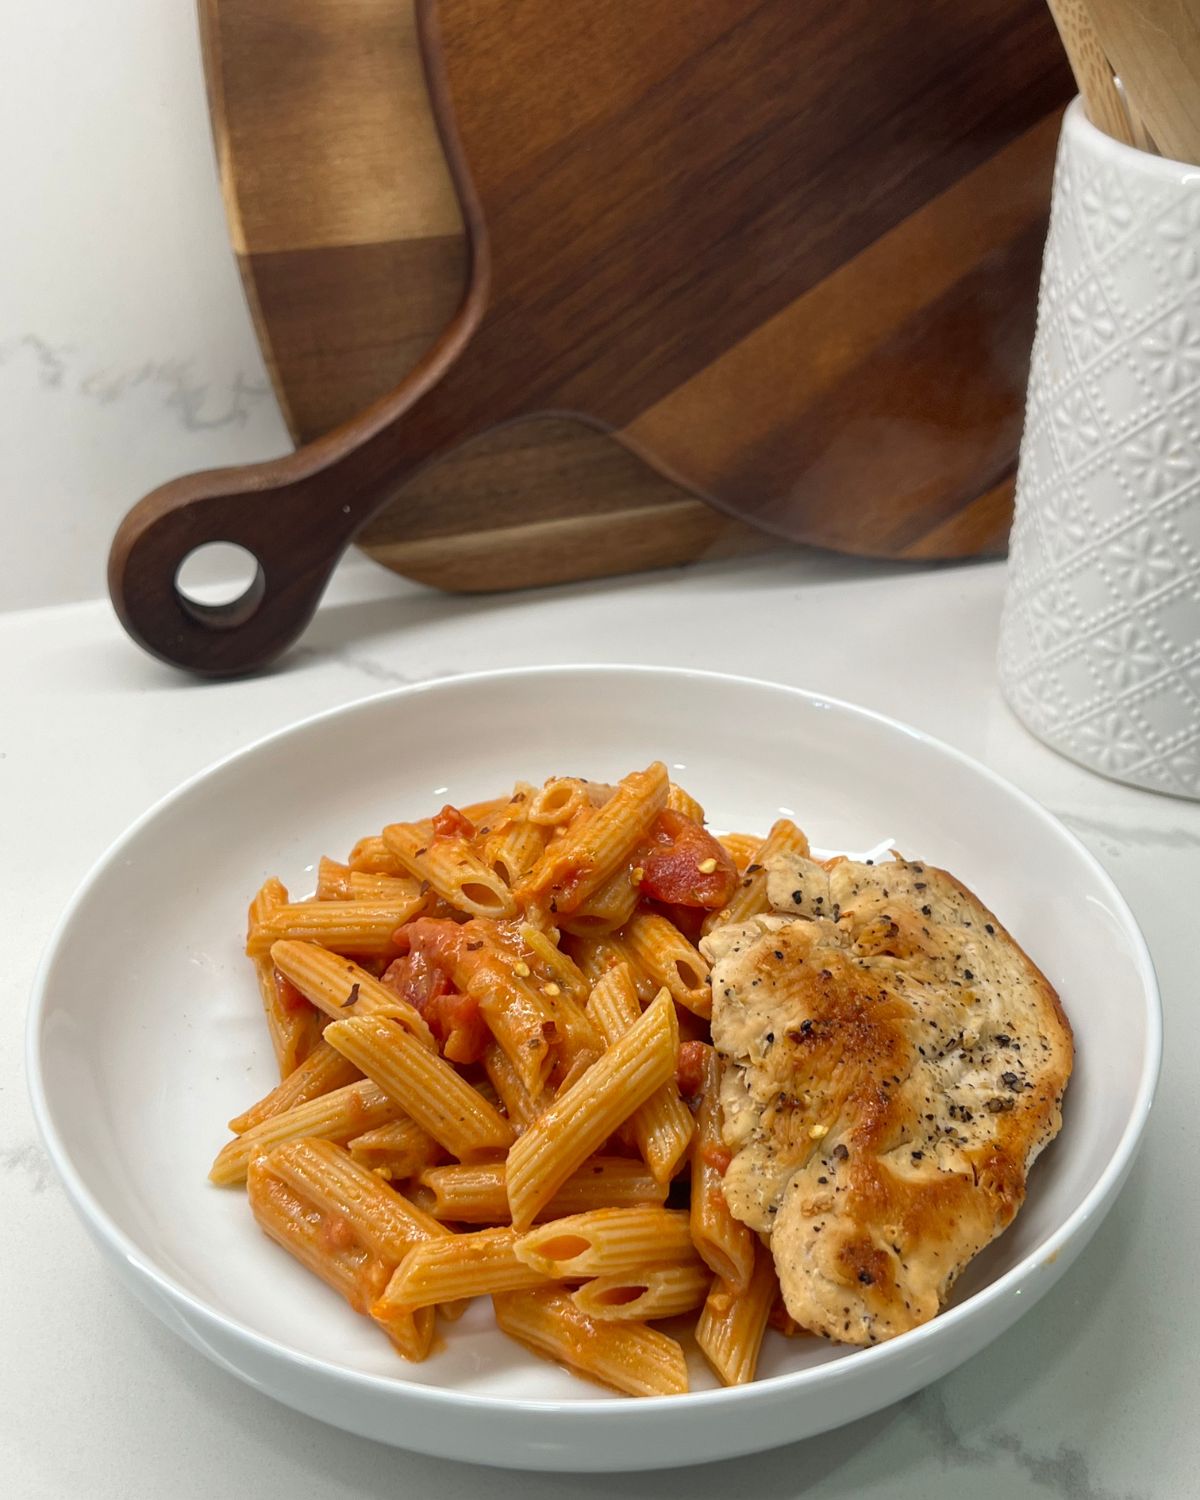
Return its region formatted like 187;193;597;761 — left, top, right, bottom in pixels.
0;1;292;610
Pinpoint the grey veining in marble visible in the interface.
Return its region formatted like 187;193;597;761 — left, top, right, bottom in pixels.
0;333;272;431
0;1140;54;1195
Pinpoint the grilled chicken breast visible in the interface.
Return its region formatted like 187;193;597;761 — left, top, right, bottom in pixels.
703;850;1072;1345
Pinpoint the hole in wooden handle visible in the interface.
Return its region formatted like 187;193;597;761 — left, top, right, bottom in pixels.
174;542;267;629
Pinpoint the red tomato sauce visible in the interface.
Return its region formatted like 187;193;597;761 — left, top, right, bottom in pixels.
676;1040;709;1098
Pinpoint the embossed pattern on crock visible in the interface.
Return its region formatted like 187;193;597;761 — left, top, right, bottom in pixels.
999;102;1200;798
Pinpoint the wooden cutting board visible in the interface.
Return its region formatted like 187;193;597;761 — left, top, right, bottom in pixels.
199;0;1071;588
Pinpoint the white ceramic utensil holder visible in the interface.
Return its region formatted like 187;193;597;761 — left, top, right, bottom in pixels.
998;99;1200;798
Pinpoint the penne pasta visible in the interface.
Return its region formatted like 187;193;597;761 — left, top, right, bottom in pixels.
316;857;424;904
505;988;679;1229
376;1227;550;1313
347;1117;442;1180
211;1079;403;1185
435;922;600;1096
701;818;810;935
666;782;706;824
248;1154;391;1314
716;831;761;873
554;1046;602;1096
493;1288;688;1397
526;777;591;827
223;769;813;1391
587;963;694;1185
324;1014;515;1160
565;931;657;1002
517;923;591;1003
478;975;557;1097
620;912;712;1018
317;857;357;899
690;1044;756;1291
695;1241;778;1386
248;879;324;1078
348;835;405;875
228;1040;360;1134
250;1139;443;1360
482;818;547;890
409;1159;510;1222
371;1299;438;1362
482;1042;550;1131
543;1157;669;1217
270;940;435;1050
247;897;426;960
562;862;641;934
515;1207;697;1279
461;794;519;828
416;1157;667;1224
472;1075;503;1115
485;968;600;1082
573;1262;713;1322
382;820;517;920
267;1137;448;1256
517;761;669;915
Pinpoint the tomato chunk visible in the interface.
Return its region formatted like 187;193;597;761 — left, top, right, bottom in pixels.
676;1039;709;1098
701;1141;733;1175
383;919;489;1064
431;804;477;840
428;989;489;1065
638;810;737;908
382;943;453;1013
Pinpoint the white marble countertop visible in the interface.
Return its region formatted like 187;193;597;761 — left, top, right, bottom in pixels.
2;551;1194;1497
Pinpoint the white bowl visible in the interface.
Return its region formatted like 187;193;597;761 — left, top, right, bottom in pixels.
27;666;1161;1471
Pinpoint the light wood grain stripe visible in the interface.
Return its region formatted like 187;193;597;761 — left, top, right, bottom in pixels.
622;114;1061;472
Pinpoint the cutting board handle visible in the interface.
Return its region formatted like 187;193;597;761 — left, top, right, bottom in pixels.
108;307;488;677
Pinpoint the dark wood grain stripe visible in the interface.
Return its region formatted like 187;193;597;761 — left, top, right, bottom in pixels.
447;0;1072;420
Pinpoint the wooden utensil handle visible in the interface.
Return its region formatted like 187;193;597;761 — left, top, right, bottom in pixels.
108;310;487;677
